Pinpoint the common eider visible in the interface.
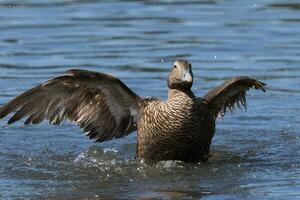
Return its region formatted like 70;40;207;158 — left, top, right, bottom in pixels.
0;60;266;162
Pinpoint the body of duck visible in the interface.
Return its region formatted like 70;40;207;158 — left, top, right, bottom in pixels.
0;60;266;162
137;92;214;162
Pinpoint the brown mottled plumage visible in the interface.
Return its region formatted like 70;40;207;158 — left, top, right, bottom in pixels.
0;60;266;162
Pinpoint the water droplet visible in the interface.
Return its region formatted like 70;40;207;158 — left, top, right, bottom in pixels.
103;147;118;153
212;167;218;172
74;152;86;162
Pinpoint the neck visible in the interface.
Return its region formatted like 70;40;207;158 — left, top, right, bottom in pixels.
168;88;195;99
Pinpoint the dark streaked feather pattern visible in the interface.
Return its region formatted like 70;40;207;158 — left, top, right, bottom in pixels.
136;92;215;162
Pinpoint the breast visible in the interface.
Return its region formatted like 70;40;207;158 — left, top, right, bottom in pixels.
136;97;215;162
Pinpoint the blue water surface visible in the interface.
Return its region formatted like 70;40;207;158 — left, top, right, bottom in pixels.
0;0;300;199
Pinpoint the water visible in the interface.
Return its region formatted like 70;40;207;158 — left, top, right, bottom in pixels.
0;0;300;199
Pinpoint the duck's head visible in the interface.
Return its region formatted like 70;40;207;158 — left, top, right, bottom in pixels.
168;60;193;90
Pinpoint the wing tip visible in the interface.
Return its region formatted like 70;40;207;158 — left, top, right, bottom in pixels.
254;80;267;92
7;117;16;125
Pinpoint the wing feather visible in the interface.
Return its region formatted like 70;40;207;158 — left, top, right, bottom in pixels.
0;69;142;142
203;76;266;118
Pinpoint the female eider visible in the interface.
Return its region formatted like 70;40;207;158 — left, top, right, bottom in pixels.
0;60;266;162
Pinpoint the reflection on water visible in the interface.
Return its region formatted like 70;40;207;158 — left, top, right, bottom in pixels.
0;0;300;199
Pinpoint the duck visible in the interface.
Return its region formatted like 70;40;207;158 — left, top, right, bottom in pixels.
0;60;266;162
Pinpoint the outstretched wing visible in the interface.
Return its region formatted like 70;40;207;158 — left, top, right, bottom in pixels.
203;76;266;118
0;69;142;142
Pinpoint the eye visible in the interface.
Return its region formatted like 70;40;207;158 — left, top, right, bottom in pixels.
173;65;177;69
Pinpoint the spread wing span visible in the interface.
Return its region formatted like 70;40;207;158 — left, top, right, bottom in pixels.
0;69;142;142
203;76;266;118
